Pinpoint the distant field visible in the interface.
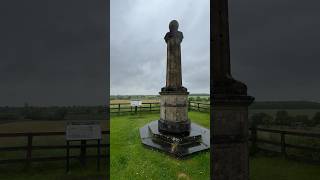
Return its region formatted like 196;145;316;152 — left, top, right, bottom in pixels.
0;120;108;147
249;109;320;118
110;99;159;104
0;120;108;133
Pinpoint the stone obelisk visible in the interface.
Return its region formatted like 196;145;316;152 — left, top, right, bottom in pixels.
158;20;190;135
139;20;210;157
211;0;254;179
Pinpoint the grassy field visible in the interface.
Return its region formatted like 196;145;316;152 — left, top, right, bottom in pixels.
110;99;159;104
110;111;210;180
0;120;108;180
249;109;320;118
0;160;108;180
250;154;320;180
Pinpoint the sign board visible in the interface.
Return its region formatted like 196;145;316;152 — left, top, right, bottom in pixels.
66;121;102;141
130;100;142;107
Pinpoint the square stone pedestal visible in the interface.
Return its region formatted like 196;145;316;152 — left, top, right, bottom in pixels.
159;91;190;134
212;95;254;180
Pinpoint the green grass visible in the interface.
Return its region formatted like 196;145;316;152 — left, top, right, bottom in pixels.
110;111;210;180
250;154;320;180
0;160;107;180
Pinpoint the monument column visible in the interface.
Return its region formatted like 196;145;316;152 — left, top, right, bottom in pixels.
211;0;254;180
159;20;190;135
139;20;210;157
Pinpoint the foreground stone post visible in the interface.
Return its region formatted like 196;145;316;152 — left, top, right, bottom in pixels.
211;0;254;179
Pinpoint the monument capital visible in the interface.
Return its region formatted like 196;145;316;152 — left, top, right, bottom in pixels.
164;20;183;44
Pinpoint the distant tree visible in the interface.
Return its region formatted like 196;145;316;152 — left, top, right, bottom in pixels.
275;110;292;126
196;96;202;101
53;108;67;120
189;97;195;102
293;115;310;126
250;113;273;127
312;112;320;126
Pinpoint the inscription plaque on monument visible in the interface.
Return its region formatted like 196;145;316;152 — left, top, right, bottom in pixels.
66;121;102;141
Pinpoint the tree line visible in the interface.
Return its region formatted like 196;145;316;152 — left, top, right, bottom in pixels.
250;110;320;128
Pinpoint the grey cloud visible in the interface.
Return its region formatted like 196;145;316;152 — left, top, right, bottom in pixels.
111;0;210;95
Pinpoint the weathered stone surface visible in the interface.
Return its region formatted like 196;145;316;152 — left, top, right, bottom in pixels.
160;93;188;122
213;143;249;180
163;20;184;91
211;96;254;180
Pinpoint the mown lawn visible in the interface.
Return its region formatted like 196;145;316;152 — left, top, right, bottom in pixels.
250;155;320;180
0;160;108;180
110;111;210;180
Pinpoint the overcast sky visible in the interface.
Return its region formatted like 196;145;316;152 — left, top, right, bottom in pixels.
111;0;210;95
0;1;107;106
111;0;320;102
1;0;320;106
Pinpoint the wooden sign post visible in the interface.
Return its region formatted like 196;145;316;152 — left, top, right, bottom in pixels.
131;100;142;113
65;121;102;173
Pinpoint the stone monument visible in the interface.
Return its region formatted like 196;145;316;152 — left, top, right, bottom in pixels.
211;0;254;179
139;20;210;157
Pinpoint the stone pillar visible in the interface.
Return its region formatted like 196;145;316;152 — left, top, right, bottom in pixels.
211;0;254;180
139;20;210;157
159;20;190;135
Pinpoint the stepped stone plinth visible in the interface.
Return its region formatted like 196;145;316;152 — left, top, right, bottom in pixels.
140;120;209;157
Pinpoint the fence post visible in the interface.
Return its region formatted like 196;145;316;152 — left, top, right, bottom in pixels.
97;139;101;171
26;134;33;167
118;104;121;114
251;126;258;155
281;133;287;157
188;101;191;111
80;140;87;166
149;103;152;111
66;140;70;173
197;103;200;111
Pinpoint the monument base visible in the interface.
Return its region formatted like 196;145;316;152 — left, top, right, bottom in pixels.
158;119;190;136
139;120;210;157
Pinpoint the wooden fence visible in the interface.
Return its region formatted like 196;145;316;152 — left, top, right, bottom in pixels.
188;101;210;112
250;127;320;161
109;102;160;113
109;101;210;113
0;131;109;165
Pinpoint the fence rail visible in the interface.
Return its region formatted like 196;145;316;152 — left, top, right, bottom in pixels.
109;101;210;113
0;131;109;165
249;127;320;161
